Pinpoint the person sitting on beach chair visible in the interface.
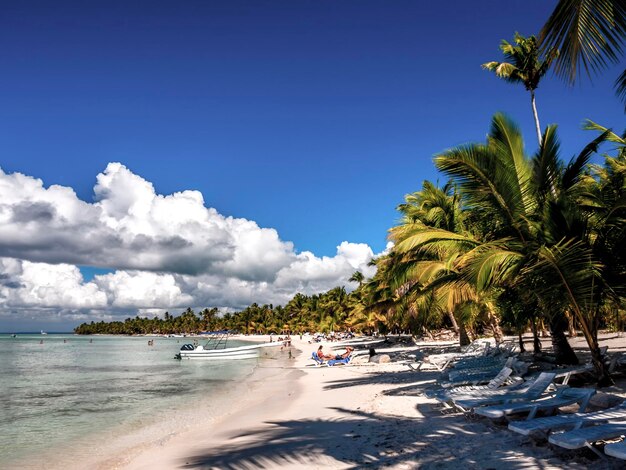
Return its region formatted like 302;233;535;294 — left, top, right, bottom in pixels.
333;346;354;360
328;353;353;366
317;345;336;359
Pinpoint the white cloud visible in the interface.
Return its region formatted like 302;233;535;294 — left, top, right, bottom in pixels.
0;164;382;324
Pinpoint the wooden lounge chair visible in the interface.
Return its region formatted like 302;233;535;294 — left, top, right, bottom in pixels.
474;387;596;420
508;400;626;437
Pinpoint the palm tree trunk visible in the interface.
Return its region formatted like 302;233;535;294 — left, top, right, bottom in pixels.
486;304;504;345
447;310;459;335
531;318;542;353
576;309;614;386
565;310;577;337
549;314;579;365
531;90;542;146
517;329;526;352
459;324;471;347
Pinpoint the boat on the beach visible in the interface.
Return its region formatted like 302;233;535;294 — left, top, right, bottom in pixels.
334;337;386;347
174;331;283;360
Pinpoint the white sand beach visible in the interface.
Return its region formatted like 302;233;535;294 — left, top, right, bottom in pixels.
114;334;626;469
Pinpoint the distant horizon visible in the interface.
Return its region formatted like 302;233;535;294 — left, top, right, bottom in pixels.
1;1;624;331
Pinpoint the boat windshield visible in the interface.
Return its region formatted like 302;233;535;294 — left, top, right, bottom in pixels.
202;330;235;350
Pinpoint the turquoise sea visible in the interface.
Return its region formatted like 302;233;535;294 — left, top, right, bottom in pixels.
0;334;263;469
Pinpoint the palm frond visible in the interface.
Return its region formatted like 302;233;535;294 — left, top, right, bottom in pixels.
393;228;479;255
528;239;603;320
583;119;626;144
616;67;626;109
460;243;525;291
540;0;626;82
562;128;611;190
532;124;561;200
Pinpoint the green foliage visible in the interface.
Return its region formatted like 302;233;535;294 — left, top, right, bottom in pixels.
74;285;369;335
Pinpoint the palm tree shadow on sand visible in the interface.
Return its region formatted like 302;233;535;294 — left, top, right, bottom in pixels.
179;405;603;469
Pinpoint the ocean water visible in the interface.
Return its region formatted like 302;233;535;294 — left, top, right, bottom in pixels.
0;334;261;469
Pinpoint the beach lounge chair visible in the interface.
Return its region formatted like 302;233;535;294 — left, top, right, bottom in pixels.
552;363;595;385
311;352;325;366
474;387;596;420
327;355;352;367
446;356;515;382
427;366;517;400
441;360;517;389
604;440;626;460
452;372;557;411
508;400;626;437
417;340;491;371
548;420;626;455
451;353;512;372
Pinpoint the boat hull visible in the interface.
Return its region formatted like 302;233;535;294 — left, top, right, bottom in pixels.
178;351;258;360
176;340;283;360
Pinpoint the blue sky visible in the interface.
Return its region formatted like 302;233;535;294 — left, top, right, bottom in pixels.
0;1;624;330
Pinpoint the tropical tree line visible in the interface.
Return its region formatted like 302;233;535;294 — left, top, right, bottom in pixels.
73;285;383;336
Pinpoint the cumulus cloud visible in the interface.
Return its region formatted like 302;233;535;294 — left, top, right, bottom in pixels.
0;164;382;324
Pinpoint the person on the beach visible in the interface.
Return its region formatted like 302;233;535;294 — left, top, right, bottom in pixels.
316;345;334;360
334;346;353;360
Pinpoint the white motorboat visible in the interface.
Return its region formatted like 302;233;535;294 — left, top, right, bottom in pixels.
334;337;386;348
175;331;282;360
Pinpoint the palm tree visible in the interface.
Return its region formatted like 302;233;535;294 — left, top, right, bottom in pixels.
540;0;626;108
349;271;365;288
431;113;616;382
389;180;486;343
483;33;559;145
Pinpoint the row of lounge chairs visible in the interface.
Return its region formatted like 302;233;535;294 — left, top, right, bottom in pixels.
421;341;626;461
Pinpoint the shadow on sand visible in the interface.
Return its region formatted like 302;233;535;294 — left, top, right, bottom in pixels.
179;365;613;470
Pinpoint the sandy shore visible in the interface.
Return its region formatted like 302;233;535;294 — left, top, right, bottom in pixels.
120;334;626;470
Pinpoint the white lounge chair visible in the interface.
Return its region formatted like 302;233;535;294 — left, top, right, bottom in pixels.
474;387;595;420
552;363;594;385
452;372;557;411
508;400;626;436
428;366;524;401
548;421;626;455
604;440;626;460
417;340;491;371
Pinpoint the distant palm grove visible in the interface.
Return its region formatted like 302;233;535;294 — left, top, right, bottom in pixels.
75;1;625;384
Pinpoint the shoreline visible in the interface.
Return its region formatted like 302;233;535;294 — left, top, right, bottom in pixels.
119;334;626;469
11;333;625;469
122;335;305;469
4;336;293;470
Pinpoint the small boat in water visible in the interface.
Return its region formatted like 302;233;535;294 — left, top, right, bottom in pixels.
175;330;282;360
40;330;48;335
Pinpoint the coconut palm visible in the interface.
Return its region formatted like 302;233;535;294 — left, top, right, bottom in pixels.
540;0;626;108
483;33;559;145
349;271;365;287
388;181;501;344
431;113;617;382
